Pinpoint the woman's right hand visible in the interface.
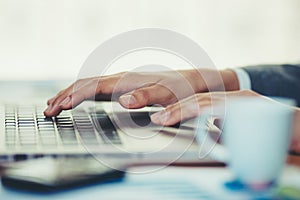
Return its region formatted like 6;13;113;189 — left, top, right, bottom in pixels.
44;69;239;117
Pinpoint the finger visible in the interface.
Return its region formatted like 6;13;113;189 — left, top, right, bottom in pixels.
45;72;149;114
150;92;225;126
56;79;100;111
45;72;161;117
44;91;69;116
118;84;177;109
46;90;66;106
58;75;130;111
44;78;94;116
47;97;56;105
151;90;262;126
151;95;200;126
44;103;64;117
46;88;71;107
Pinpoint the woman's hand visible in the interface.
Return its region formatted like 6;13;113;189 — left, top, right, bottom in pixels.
44;69;239;117
150;90;260;126
150;89;300;154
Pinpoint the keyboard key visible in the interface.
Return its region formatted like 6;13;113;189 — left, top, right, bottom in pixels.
4;104;122;150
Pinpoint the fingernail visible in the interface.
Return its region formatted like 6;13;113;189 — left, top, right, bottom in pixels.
43;104;53;115
151;111;170;124
119;95;136;106
59;96;71;106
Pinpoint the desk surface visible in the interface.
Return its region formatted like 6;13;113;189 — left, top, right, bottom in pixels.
0;164;300;200
0;155;299;200
0;166;220;200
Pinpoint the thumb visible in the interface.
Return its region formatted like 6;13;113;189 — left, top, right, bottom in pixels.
118;85;176;109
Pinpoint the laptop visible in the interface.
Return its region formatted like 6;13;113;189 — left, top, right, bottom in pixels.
0;82;220;165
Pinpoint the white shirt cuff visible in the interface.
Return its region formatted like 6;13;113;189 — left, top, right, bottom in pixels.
230;68;251;90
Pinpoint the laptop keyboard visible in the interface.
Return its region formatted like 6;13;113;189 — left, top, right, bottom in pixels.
4;105;121;150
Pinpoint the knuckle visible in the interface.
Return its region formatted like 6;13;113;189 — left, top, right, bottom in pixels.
157;85;176;102
47;98;53;104
76;78;89;83
132;89;150;105
73;79;83;87
100;82;115;94
136;89;150;100
97;77;119;94
70;92;85;102
73;78;91;89
57;90;66;96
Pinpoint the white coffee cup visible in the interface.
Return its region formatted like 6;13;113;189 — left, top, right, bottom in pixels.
196;97;295;188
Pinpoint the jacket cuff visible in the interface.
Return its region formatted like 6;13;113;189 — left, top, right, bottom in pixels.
230;68;251;90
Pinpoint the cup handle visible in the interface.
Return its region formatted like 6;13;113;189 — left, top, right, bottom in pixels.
196;113;229;163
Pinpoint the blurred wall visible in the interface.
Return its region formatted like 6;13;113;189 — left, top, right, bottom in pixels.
0;0;299;80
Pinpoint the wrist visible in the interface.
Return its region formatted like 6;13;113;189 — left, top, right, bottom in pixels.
185;68;240;93
220;69;240;91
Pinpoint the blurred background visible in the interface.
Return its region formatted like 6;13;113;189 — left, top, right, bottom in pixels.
0;0;300;80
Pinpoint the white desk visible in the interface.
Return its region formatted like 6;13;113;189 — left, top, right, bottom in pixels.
1;163;300;200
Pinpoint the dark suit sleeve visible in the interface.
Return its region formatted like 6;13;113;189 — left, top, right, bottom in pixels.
242;64;300;107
